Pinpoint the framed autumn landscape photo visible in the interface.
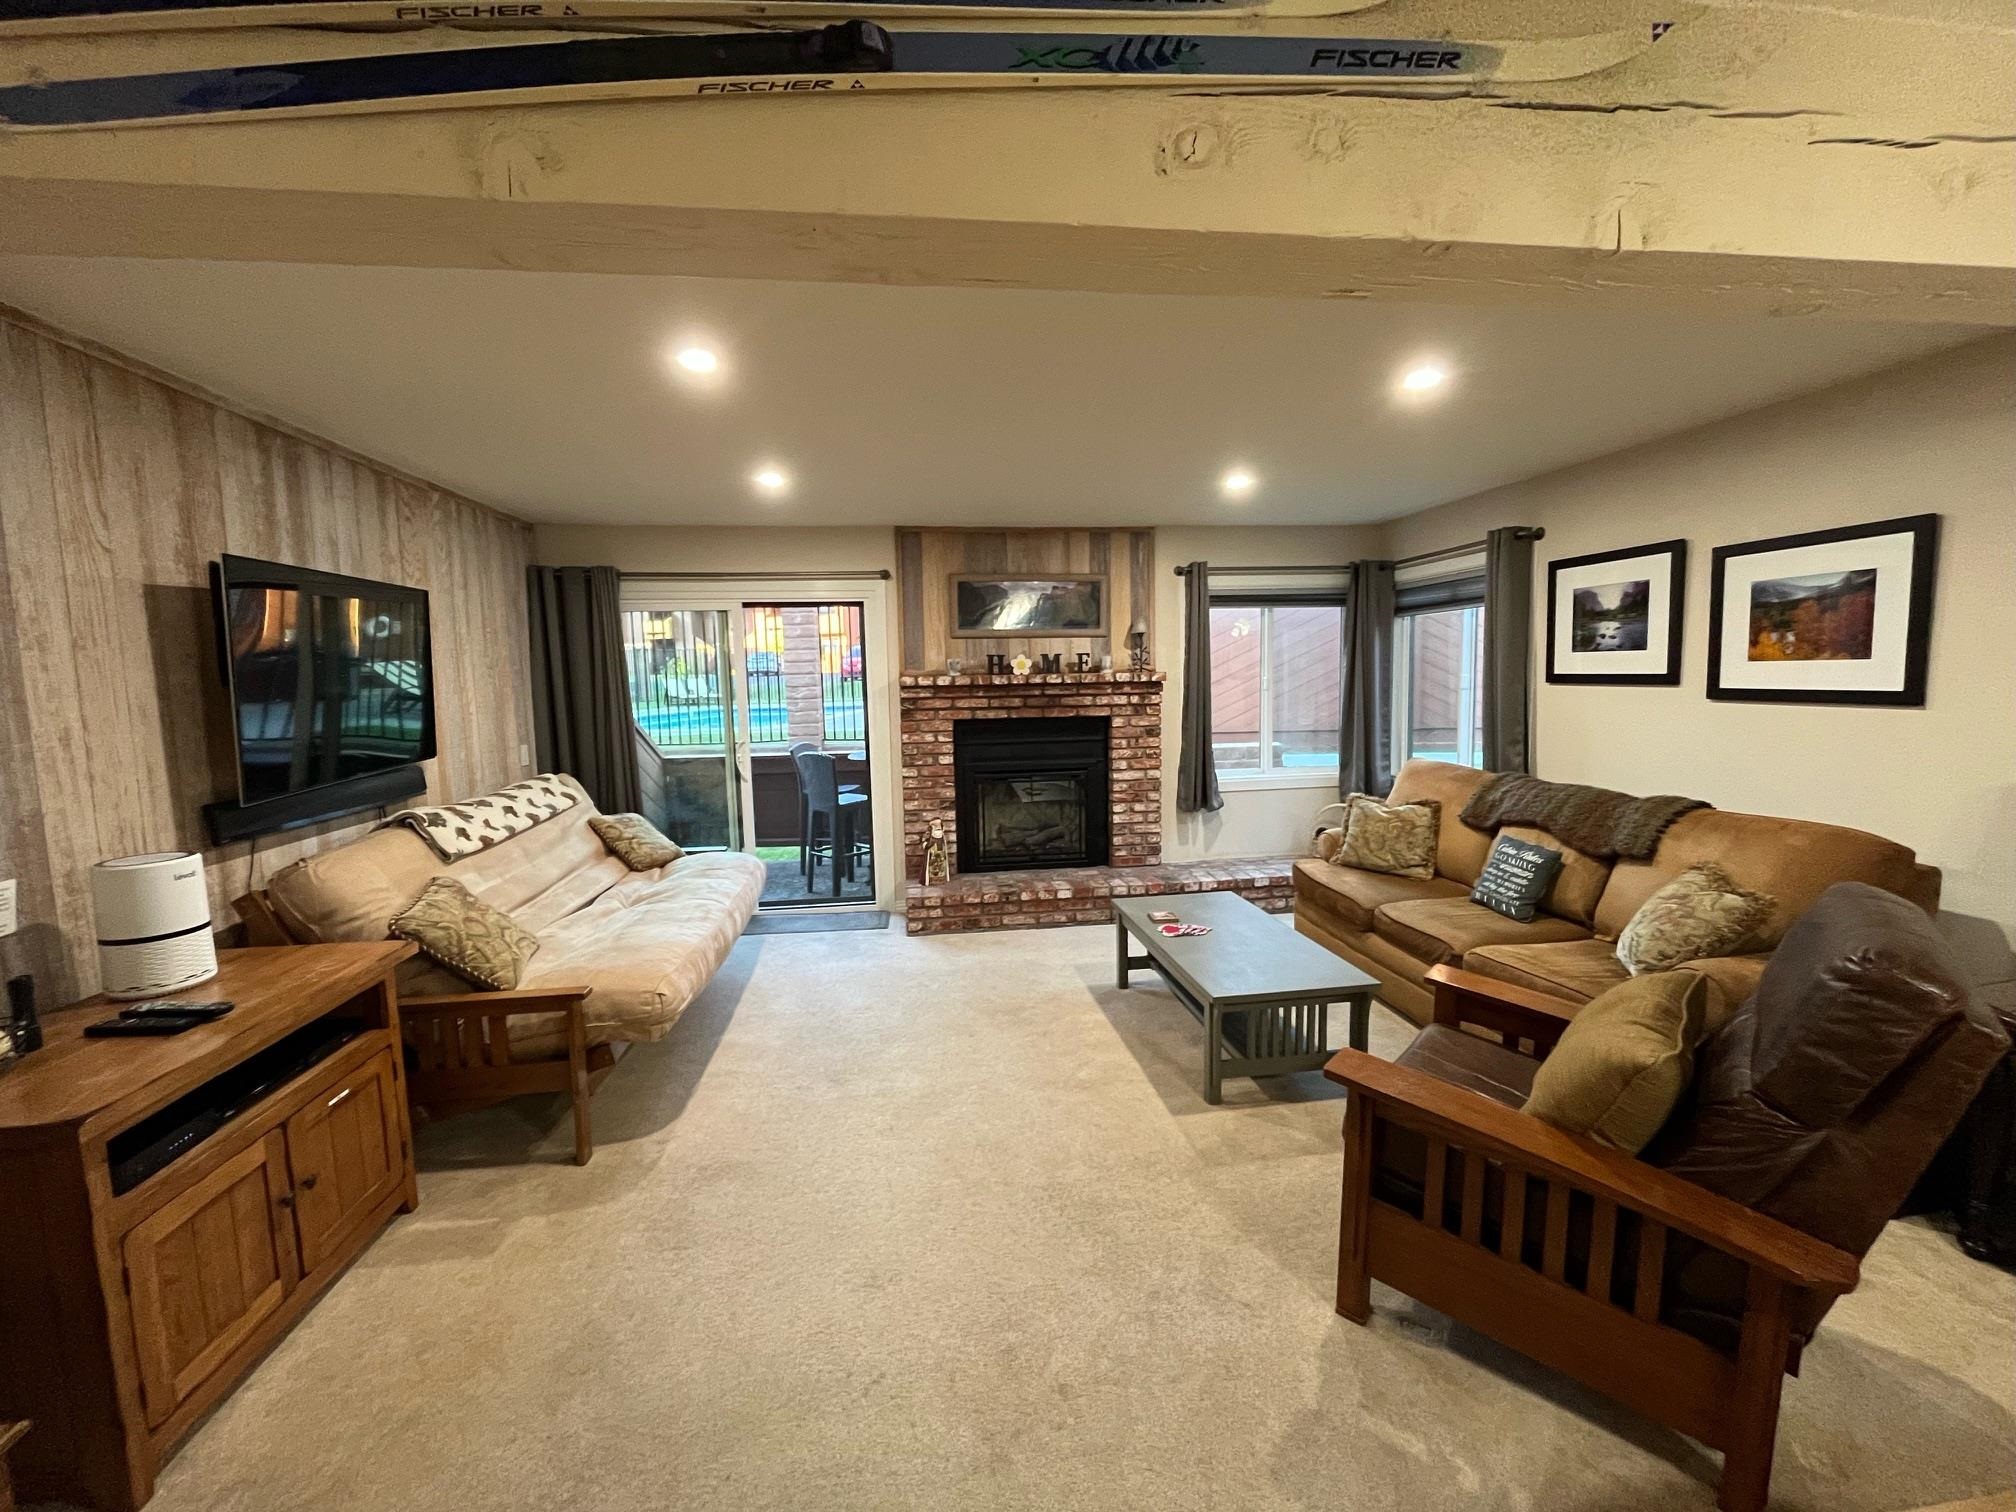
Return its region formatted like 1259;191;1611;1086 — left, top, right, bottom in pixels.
1545;538;1687;685
1707;514;1939;706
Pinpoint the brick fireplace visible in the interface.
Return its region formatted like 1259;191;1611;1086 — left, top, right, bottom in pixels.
899;670;1164;881
896;671;1297;935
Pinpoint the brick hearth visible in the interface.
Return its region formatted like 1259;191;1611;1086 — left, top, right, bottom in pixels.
899;670;1164;882
905;858;1295;936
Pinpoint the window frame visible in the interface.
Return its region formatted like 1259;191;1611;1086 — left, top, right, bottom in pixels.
1206;589;1348;789
1391;589;1487;772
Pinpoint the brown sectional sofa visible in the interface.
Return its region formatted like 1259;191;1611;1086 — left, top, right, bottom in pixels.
1294;760;1942;1025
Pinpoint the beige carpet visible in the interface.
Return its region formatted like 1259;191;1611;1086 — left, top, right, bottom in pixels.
137;920;2015;1512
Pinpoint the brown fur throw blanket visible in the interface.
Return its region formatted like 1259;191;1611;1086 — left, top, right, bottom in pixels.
1459;774;1708;861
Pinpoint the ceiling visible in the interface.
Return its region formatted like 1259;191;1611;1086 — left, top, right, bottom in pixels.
0;256;1979;528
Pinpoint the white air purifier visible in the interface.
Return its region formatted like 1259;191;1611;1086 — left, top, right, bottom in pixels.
92;852;218;1000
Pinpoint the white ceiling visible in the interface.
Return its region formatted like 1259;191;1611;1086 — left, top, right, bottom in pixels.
0;256;1979;528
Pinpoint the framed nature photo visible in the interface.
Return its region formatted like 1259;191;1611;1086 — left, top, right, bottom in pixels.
950;574;1106;637
1707;513;1938;706
1545;538;1687;685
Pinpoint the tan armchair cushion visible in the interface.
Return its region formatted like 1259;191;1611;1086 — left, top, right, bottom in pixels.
1525;972;1711;1153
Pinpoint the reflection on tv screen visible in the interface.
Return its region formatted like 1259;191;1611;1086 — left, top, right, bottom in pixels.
226;585;431;804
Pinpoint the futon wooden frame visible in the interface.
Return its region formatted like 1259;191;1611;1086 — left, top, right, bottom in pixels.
235;891;609;1164
1324;965;1860;1512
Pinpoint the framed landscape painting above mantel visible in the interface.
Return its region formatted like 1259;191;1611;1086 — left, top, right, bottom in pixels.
1707;513;1939;706
951;574;1106;638
1546;538;1687;685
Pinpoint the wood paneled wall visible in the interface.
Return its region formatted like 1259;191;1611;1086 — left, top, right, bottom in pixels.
0;310;535;1002
896;528;1154;671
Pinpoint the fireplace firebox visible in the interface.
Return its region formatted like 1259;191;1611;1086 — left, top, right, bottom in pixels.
953;717;1110;873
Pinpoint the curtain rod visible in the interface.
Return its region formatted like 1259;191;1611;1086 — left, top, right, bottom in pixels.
1392;527;1544;570
621;569;892;581
1173;528;1543;577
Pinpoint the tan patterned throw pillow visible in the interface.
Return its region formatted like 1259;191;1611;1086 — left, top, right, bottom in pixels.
1615;862;1774;976
389;877;539;990
590;814;683;871
1333;793;1441;880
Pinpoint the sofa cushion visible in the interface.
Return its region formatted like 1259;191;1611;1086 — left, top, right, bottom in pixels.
1373;897;1588;968
508;850;765;1056
1333;793;1440;879
590;813;684;870
1497;824;1611;926
389;877;541;991
1525;972;1710;1152
1292;858;1466;933
1591;808;1933;946
1387;759;1497;885
1469;834;1565;923
1463;938;1633;1004
1616;862;1774;976
1395;1023;1539;1108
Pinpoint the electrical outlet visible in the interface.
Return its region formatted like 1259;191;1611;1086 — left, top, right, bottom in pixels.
0;878;16;939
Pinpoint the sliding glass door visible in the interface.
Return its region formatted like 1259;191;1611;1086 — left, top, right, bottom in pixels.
619;581;888;910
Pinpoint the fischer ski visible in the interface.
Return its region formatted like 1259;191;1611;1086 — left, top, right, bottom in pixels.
0;20;1679;128
0;0;1383;35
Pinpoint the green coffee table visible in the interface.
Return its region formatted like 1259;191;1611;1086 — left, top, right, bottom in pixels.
1114;892;1379;1104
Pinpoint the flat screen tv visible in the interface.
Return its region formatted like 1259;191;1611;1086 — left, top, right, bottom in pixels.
209;555;436;834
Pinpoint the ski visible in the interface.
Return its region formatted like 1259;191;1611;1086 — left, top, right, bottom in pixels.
0;0;1383;36
0;21;1677;128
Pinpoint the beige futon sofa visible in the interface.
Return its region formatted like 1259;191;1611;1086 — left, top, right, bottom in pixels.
248;775;764;1161
1294;759;1941;1024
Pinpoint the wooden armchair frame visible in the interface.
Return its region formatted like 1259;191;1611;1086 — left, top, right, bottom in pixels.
1326;965;1859;1512
236;891;606;1165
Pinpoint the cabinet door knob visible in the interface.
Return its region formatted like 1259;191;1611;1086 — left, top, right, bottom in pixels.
301;1175;319;1190
277;1193;294;1209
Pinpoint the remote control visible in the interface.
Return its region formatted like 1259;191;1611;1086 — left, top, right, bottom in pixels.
85;1013;207;1037
121;1001;235;1021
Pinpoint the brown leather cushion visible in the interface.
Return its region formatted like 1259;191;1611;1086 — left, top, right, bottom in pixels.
1394;1023;1539;1107
1592;808;1934;946
1462;938;1630;1003
1292;858;1466;933
1374;897;1588;969
1494;824;1612;926
1387;759;1497;885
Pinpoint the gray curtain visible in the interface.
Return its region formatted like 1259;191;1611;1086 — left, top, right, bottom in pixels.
1175;561;1222;814
527;565;643;814
1339;559;1396;797
1482;526;1537;774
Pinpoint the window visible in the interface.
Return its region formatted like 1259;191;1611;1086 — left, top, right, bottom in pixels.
1208;599;1344;781
1395;603;1486;767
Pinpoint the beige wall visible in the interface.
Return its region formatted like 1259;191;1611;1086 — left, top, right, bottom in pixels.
1384;335;2016;975
0;312;536;1001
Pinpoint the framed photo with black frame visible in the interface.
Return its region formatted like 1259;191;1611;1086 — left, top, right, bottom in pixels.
1545;538;1687;685
1706;513;1939;706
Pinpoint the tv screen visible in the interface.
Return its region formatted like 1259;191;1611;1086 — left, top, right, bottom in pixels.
214;555;437;807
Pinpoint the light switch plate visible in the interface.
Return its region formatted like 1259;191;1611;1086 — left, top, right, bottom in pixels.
0;878;16;938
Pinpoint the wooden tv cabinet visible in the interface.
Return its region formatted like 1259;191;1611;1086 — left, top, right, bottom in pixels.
0;943;418;1512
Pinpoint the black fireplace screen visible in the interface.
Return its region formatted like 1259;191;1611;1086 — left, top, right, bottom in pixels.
953;716;1110;873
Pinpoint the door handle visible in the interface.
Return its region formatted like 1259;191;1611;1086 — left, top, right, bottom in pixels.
326;1087;353;1110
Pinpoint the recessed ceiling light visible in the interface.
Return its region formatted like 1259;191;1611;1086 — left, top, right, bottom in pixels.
1397;360;1450;395
752;465;790;495
673;345;719;375
1220;468;1257;497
